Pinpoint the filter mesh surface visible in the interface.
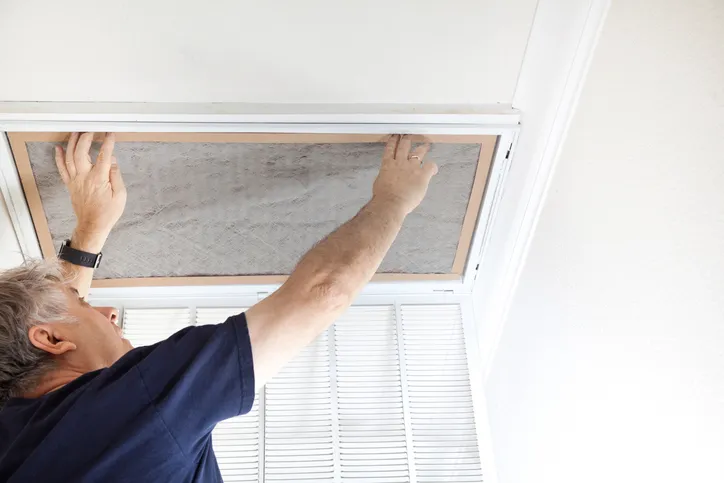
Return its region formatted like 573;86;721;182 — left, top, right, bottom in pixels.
27;141;481;279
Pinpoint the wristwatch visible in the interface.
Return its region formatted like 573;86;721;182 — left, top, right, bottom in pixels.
58;239;103;269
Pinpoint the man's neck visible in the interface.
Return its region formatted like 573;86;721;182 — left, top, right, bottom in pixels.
22;369;86;399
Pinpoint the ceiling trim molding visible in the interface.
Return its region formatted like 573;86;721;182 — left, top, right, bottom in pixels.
472;0;612;382
0;103;519;132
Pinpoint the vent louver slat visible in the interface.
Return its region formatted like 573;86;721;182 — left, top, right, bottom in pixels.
121;308;191;348
335;306;410;482
401;304;482;483
265;331;335;481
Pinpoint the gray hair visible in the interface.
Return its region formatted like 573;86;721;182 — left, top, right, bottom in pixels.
0;260;71;405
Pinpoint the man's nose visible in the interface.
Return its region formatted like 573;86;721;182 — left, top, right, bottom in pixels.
95;306;119;325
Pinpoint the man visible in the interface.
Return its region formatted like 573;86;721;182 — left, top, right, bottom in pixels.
0;132;437;482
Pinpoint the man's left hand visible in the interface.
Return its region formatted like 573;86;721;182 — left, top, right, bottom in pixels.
55;132;127;251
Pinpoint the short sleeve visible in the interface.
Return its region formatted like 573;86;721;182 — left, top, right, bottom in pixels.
135;313;255;454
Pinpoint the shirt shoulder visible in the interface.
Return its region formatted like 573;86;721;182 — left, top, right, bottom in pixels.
0;313;254;483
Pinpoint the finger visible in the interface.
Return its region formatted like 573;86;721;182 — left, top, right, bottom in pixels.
396;135;412;159
54;146;70;184
97;132;116;175
409;142;431;163
109;157;126;195
422;161;439;179
64;132;79;179
383;135;400;159
74;132;95;173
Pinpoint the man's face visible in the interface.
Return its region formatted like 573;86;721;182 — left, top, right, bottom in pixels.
62;287;134;370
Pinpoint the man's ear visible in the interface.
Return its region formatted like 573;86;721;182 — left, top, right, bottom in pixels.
28;325;77;355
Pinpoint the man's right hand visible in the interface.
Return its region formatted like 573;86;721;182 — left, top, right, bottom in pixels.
372;134;438;215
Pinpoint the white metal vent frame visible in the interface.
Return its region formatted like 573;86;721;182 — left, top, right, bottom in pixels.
0;108;518;297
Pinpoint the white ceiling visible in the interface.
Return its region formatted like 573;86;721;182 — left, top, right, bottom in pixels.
0;0;537;104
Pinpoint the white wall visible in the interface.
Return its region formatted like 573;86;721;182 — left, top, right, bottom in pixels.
0;0;536;104
485;1;724;483
0;195;24;269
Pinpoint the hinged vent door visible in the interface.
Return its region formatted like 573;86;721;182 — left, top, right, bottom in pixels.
121;303;483;482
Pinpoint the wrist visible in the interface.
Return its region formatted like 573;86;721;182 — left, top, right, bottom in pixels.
368;195;409;220
70;228;108;254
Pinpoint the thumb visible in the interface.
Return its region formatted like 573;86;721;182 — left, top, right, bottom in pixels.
422;161;438;179
109;157;126;194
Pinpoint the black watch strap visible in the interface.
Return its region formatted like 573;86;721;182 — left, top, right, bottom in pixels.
58;239;103;269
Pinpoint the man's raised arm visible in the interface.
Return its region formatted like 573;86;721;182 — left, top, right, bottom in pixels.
245;134;438;389
54;133;127;298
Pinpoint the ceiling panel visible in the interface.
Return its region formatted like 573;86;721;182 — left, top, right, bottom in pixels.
0;0;537;104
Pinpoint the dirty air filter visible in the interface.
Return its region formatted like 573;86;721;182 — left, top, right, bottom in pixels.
10;133;496;286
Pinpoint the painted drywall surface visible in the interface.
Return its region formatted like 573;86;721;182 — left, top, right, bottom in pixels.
0;195;24;269
484;1;724;483
0;0;536;104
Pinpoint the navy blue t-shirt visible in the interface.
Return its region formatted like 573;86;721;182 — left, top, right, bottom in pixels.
0;313;255;483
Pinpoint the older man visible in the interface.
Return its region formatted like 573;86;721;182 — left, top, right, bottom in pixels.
0;132;437;482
